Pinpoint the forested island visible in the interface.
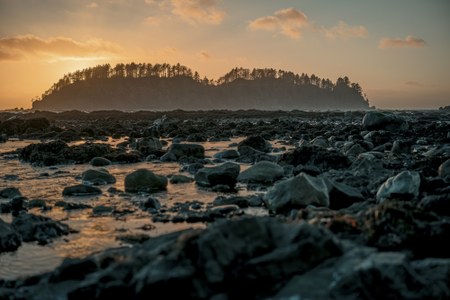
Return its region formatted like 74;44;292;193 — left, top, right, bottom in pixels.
32;63;370;111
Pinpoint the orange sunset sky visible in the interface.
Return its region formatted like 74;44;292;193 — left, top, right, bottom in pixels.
0;0;449;110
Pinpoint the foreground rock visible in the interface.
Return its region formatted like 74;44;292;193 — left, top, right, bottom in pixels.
0;219;21;252
124;169;168;193
195;162;240;190
12;213;70;245
264;173;329;212
376;171;420;203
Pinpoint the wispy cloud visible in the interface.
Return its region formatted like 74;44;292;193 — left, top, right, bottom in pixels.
404;81;422;87
323;21;368;39
379;35;426;49
86;2;98;9
248;8;309;39
0;35;121;61
198;50;211;59
143;16;161;25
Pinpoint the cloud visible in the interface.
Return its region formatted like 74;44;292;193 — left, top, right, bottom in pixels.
0;35;121;61
198;50;211;59
323;21;368;39
404;81;422;87
170;0;225;25
248;8;309;39
143;16;161;25
86;2;98;9
379;35;426;49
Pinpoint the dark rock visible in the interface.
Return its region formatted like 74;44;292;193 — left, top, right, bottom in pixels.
438;159;450;179
124;169;167;193
130;137;162;156
278;145;350;171
362;111;408;131
213;149;239;160
195;162;240;189
142;197;161;210
235;145;276;164
208;204;240;217
63;184;102;197
82;169;116;185
169;175;194;184
293;164;321;176
27;199;48;209
0;219;21;252
0;187;22;199
55;201;92;210
12;213;70;245
49;258;98;283
237;161;284;183
213;196;250;208
327;180;365;210
264;173;329;212
237;135;271;153
391;139;411;154
90;157;111;166
160;143;205;162
0;133;7;143
376;171;420;203
180;162;204;175
92;205;114;216
420;194;450;216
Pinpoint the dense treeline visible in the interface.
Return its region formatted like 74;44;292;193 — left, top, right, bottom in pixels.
32;63;370;111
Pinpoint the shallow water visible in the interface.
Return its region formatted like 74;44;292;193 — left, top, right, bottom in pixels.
0;137;284;280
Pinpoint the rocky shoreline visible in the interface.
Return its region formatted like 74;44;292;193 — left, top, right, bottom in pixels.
0;109;449;299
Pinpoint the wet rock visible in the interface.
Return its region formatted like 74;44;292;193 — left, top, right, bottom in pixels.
327;180;365;210
208;204;241;217
27;199;48;210
0;133;7;143
237;161;284;183
213;149;240;160
63;184;102;197
420;194;450;216
195;162;240;189
12;213;70;245
376;171;420;203
237;135;271;153
180;162;204;175
90;157;111;166
264;173;329;212
235;145;276;164
213;195;251;208
278;145;350;172
293;164;321;176
0;187;21;199
160;143;205;162
49;257;98;283
11;197;28;215
142;197;161;210
92;205;114;216
0;219;21;252
55;201;92;210
186;133;207;142
169;174;194;184
81;169;116;185
438;159;450;179
124;169;168;193
362;111;408;131
391;139;411;155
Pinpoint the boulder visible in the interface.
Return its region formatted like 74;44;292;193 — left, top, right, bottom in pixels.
237;135;271;153
0;219;21;252
195;162;240;189
376;171;420;203
82;169;116;185
327;180;365;210
160;143;205;162
237;161;284;183
63;184;102;197
124;169;168;193
264;173;330;212
362;111;408;131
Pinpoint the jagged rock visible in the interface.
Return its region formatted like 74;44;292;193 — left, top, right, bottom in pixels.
0;219;21;252
264;173;329;212
160;143;205;162
62;184;102;196
237;161;284;183
376;171;420;203
142;197;161;210
124;169;168;193
327;180;365;210
195;162;240;189
89;157;111;166
81;169;116;185
237;135;271;153
12;213;70;245
362;111;408;131
130;137;163;156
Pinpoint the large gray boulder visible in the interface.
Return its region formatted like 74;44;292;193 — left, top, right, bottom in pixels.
264;173;329;212
160;143;205;162
195;162;240;188
124;169;168;193
237;161;284;183
376;171;420;203
362;111;408;131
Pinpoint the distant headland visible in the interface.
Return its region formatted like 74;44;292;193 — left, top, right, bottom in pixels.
32;63;370;111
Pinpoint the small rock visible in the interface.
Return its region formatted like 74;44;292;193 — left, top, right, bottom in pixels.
63;184;102;197
160;143;205;162
213;149;240;159
237;135;271;153
0;219;21;252
92;205;114;216
237;161;284;183
90;157;111;166
0;187;22;199
169;175;194;184
82;169;116;185
195;162;240;189
142;197;161;210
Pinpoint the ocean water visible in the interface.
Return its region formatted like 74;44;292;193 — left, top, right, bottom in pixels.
0;137;281;280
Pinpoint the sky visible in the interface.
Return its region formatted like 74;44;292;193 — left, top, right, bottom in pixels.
0;0;449;110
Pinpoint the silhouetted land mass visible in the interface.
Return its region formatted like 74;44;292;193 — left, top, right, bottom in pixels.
32;63;370;111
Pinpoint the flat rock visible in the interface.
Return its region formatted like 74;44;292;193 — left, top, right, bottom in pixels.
237;161;284;183
124;169;168;193
63;184;102;197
